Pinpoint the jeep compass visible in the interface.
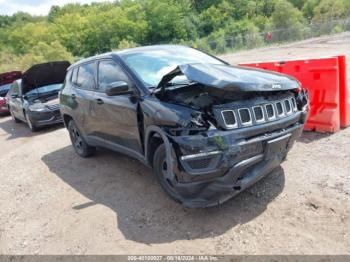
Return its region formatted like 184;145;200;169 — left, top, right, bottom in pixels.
60;45;309;208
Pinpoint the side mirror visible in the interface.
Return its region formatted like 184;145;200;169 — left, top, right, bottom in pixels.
11;93;19;99
105;81;132;96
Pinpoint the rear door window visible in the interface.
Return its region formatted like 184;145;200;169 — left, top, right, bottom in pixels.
76;62;96;90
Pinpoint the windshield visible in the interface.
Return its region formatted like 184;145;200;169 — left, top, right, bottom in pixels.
119;46;224;87
0;83;11;97
25;83;62;100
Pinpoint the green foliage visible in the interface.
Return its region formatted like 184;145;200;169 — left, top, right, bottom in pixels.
288;0;307;9
272;0;306;41
312;0;350;22
143;0;195;43
116;39;138;50
20;41;74;69
0;0;350;72
5;22;57;55
0;51;22;72
54;2;148;56
302;0;321;19
0;41;73;72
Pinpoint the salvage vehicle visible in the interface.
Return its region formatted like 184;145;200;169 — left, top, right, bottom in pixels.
7;61;70;131
0;71;22;114
60;45;309;208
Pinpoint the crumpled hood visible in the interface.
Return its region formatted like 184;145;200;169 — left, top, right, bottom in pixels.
22;61;70;94
157;63;300;92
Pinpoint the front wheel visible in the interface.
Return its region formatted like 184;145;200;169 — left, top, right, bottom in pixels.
68;120;95;158
153;144;182;204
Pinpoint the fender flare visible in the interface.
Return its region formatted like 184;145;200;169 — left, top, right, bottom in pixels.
144;125;174;174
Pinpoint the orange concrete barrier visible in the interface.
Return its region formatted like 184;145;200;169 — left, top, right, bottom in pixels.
240;56;349;133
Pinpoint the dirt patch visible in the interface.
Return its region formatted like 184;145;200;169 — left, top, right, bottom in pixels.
1;33;350;255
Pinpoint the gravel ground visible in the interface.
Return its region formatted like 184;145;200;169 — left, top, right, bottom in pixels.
1;33;350;255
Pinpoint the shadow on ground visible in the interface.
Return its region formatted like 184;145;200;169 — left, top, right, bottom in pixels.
0;116;63;140
42;146;285;244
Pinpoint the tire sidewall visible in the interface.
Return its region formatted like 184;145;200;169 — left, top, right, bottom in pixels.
153;144;182;204
68;120;94;157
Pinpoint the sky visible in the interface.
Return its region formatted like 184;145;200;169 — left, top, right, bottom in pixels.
0;0;113;16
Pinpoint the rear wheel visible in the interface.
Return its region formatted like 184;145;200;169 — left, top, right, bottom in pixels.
153;144;182;204
25;112;38;132
9;106;20;123
68;120;95;157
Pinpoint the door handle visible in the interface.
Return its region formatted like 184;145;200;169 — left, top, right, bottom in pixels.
71;94;76;99
95;98;104;105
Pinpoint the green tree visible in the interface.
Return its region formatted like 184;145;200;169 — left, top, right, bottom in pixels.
312;0;349;22
19;41;74;70
143;0;196;43
6;22;57;54
272;0;306;41
288;0;307;9
302;0;321;19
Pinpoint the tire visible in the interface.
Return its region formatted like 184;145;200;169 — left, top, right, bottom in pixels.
153;144;182;204
9;106;20;123
68;120;95;158
25;112;38;132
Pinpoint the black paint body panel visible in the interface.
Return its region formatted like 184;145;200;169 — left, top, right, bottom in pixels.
59;45;308;207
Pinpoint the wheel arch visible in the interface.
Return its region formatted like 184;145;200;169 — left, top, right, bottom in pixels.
62;113;73;128
145;126;173;170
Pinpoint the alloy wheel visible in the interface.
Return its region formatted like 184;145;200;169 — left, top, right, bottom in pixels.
70;124;84;155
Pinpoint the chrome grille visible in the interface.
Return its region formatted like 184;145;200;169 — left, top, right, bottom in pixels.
265;104;276;120
238;108;252;126
221;96;298;129
253;106;264;122
221;110;237;128
275;102;284;116
284;99;292;114
291;97;297;111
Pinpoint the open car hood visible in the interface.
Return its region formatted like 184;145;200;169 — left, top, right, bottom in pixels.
157;63;300;92
22;61;70;94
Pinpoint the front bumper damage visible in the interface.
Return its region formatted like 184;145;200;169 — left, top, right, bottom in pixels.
164;109;307;208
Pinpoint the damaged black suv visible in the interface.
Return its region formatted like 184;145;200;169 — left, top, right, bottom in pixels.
60;45;309;208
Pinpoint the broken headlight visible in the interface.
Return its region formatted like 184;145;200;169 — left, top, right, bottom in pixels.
295;88;309;111
168;112;209;136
